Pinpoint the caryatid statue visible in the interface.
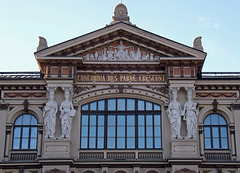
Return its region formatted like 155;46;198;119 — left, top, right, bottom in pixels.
167;87;182;138
43;87;57;138
182;87;198;138
59;87;76;138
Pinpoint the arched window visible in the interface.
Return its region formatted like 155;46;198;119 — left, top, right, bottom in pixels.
80;98;161;149
12;114;38;150
204;113;228;149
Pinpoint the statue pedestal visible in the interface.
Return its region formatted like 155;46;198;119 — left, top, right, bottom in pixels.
171;138;198;158
42;137;71;158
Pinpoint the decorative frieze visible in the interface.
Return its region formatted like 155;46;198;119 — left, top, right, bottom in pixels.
4;92;46;98
196;92;237;98
82;41;160;61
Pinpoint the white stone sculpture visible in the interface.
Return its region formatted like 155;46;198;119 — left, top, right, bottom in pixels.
43;87;57;138
167;88;182;138
182;87;198;138
60;87;76;138
37;36;48;51
83;41;160;61
193;36;203;51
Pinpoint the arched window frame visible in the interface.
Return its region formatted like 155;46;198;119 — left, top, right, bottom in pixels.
12;113;38;150
203;113;229;150
80;98;162;150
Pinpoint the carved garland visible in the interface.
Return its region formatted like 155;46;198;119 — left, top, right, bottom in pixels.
4;92;46;98
73;86;96;95
196;92;237;98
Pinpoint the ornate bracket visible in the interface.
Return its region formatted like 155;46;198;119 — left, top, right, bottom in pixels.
212;99;218;112
23;99;29;112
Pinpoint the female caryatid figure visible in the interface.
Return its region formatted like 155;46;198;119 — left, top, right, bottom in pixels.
43;88;57;138
167;88;182;138
60;89;76;138
182;88;198;138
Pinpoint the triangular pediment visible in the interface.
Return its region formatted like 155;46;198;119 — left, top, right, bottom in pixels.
35;22;206;62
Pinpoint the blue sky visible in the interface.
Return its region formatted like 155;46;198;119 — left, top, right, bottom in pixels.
0;0;239;72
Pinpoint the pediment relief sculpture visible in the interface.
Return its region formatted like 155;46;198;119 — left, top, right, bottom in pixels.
82;41;160;61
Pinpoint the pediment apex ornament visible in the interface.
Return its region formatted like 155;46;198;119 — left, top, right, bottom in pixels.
111;3;131;24
37;36;48;51
83;41;160;61
193;36;203;51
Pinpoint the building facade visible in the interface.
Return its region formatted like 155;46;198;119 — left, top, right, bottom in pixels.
0;3;240;173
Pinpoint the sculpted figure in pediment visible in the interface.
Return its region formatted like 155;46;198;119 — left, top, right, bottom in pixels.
83;41;161;61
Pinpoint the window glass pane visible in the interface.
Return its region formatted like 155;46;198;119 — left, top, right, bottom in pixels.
204;127;211;137
204;138;211;149
98;100;105;111
138;127;145;137
154;104;160;110
211;114;219;125
147;126;153;136
213;138;220;148
98;127;104;137
15;116;22;125
154;126;161;137
30;139;37;149
221;138;228;149
31;116;38;125
117;127;125;137
90;102;97;110
107;127;115;137
146;137;153;148
204;116;211;125
138;100;144;110
127;127;135;137
138;138;145;148
107;138;115;148
81;138;88;148
22;127;30;137
146;102;153;110
212;127;219;137
117;115;125;125
154;115;161;125
155;137;161;148
13;139;20;149
23;114;31;125
117;138;125;148
31;127;38;137
82;104;88;110
127;138;135;148
21;138;29;149
220;127;227;137
108;115;116;125
108;99;116;111
127;115;135;125
81;127;88;137
127;99;135;110
219;116;226;125
81;115;88;125
14;127;21;138
90;115;96;125
138;115;144;125
98;115;104;125
97;138;104;148
90;127;96;137
89;138;96;148
146;115;153;125
117;99;125;111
